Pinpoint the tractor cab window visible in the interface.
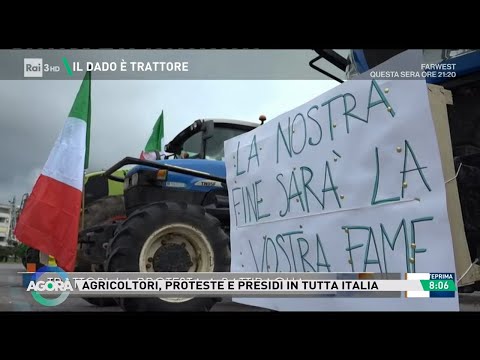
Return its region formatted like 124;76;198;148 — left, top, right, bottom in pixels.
181;131;202;159
179;124;251;160
205;126;247;161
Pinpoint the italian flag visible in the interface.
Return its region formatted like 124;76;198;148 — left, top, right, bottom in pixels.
15;72;91;271
140;111;165;160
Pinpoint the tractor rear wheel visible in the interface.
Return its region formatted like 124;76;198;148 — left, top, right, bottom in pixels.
106;201;230;312
79;196;125;307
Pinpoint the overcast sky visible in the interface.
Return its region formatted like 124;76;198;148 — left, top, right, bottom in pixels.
0;78;339;204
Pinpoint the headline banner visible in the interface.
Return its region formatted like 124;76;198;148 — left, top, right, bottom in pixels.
25;271;455;298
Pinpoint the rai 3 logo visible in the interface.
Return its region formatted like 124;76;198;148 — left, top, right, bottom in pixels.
24;58;43;78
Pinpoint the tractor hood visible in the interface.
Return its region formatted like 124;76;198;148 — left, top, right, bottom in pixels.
126;159;226;192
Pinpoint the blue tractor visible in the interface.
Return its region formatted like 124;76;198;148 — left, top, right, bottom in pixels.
79;118;259;311
311;49;480;292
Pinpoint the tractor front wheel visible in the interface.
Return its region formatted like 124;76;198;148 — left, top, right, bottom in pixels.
106;201;230;312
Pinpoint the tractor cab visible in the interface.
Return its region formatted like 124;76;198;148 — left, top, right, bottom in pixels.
165;119;258;161
117;118;258;215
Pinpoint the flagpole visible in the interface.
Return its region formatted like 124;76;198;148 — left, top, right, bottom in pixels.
81;170;86;231
81;71;91;232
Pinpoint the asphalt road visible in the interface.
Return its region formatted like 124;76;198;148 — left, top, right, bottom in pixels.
1;263;478;312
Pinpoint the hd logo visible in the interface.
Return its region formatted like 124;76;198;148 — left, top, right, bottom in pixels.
24;58;43;77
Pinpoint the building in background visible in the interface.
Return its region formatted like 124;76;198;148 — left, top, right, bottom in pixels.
0;202;18;247
0;204;11;247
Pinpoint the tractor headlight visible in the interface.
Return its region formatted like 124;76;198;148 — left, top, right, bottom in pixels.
444;49;476;59
131;173;139;187
156;169;168;180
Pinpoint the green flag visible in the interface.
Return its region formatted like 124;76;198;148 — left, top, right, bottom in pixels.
68;71;91;169
144;111;164;152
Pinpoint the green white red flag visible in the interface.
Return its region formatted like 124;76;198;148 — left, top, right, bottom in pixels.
15;72;91;271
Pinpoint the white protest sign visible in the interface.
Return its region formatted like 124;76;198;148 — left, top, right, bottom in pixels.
224;55;459;311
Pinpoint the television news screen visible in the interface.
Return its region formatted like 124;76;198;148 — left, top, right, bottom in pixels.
0;48;479;312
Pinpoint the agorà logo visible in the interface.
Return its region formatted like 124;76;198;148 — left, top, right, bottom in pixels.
27;266;72;306
24;58;43;78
